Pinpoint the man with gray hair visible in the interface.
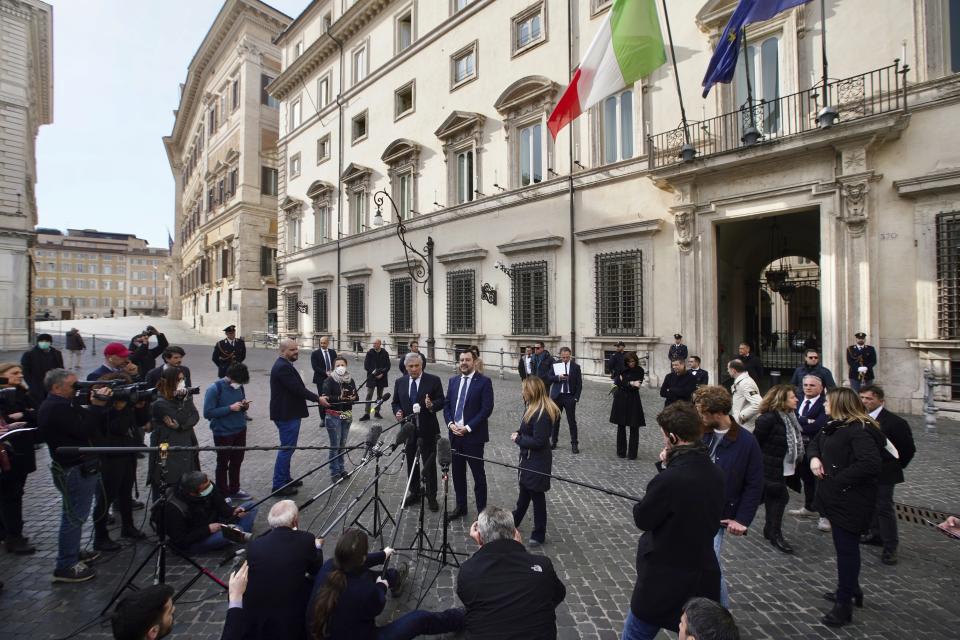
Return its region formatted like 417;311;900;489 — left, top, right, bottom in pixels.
393;351;445;511
243;500;325;639
456;506;566;638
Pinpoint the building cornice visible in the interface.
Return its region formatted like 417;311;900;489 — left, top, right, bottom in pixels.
894;168;960;197
574;220;663;244
342;266;373;279
382;258;422;273
307;273;335;284
497;236;564;255
437;247;488;264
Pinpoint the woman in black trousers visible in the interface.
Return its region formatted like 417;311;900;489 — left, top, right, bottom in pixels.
754;384;804;554
512;375;558;546
610;352;645;459
808;387;882;627
0;362;37;555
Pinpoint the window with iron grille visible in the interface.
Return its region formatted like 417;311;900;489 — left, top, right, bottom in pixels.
595;250;643;336
313;288;328;333
390;277;413;333
511;261;548;335
937;212;960;338
446;270;475;334
347;284;365;333
285;292;299;333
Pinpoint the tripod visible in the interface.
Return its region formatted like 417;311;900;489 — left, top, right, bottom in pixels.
349;439;398;544
414;459;469;608
100;445;226;616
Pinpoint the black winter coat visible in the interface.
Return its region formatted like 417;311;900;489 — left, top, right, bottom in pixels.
610;366;645;427
515;410;554;493
630;447;724;631
363;348;391;389
1;386;37;476
876;408;916;485
753;412;798;487
21;346;63;405
807;419;882;534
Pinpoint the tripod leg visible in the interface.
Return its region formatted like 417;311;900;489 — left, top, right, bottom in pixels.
165;544;228;600
98;544;161;617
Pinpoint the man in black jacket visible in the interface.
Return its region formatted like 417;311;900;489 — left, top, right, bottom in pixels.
269;339;323;494
859;385;916;565
309;335;337;397
687;356;709;387
393;353;445;511
624;402;724;639
737;342;763;385
660;360;698;407
128;327;169;379
398;340;427;376
546;347;582;453
145;346;192;388
164;471;255;554
360;339;390;421
21;333;63;405
532;341;554;379
243;500;324;640
39;368;112;583
518;346;534;380
457;506;566;639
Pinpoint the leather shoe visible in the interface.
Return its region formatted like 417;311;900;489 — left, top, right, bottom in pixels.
359;414;370;422
5;537;35;555
571;444;580;454
770;534;794;554
402;492;421;508
550;442;557;450
390;562;409;597
821;601;853;627
291;479;304;487
859;534;883;546
881;549;898;565
427;497;440;512
445;507;466;524
94;537;121;552
272;485;298;497
823;588;864;607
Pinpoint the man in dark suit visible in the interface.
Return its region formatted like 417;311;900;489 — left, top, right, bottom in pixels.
310;335;337;426
668;334;688;363
660;359;698;406
243;500;324;640
269;339;324;495
145;346;192;388
518;346;534;380
546;347;582;453
789;375;830;520
859;385;916;565
737;342;763;384
608;341;627;379
687;356;709;386
393;353;445;512
532;341;554;379
846;332;877;392
213;325;247;378
444;350;494;522
398;339;427;375
457;506;566;638
360;339;390;421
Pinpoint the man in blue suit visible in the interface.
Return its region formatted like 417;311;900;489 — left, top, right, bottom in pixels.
269;339;324;496
393;352;445;512
788;374;830;521
443;350;494;522
546;347;582;453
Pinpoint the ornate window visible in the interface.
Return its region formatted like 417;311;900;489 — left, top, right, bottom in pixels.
446;269;476;334
450;41;478;89
285;291;299;333
347;283;366;332
937;212;960;338
435;111;485;206
382;139;420;221
598;89;634;164
396;8;414;54
395;81;415;120
511;261;548;335
512;2;547;56
307;181;334;244
494;76;559;188
595;250;643;336
281;197;304;253
351;110;368;144
313;288;329;333
390;277;414;333
342;164;372;234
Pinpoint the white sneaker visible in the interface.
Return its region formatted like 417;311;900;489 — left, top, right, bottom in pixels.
788;507;817;518
817;517;832;532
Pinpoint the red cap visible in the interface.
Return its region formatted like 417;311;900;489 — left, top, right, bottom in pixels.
103;342;131;358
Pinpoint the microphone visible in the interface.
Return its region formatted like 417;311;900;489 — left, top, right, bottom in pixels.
368;392;392;415
393;421;416;449
361;424;382;463
437;438;452;472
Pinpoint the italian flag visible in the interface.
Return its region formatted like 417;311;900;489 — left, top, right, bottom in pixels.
548;0;667;139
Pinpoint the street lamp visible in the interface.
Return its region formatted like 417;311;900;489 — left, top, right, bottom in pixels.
372;190;435;362
152;266;158;315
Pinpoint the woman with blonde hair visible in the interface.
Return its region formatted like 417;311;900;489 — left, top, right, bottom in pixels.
753;384;804;554
511;375;559;546
808;387;882;627
0;362;37;554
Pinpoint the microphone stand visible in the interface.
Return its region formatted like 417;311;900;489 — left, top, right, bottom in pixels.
244;443;365;512
349;431;400;544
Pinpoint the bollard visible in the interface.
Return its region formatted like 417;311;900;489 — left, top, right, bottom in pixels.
499;347;504;380
91;334;97;356
923;368;939;434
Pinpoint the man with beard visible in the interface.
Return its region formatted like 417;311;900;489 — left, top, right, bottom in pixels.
110;584;175;639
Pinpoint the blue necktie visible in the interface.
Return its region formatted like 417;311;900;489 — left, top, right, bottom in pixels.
454;376;468;424
410;377;418;403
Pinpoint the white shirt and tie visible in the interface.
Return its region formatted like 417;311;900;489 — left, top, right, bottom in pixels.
452;372;475;433
321;349;332;372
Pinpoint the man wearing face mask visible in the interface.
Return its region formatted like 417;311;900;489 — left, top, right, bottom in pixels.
204;363;253;502
21;333;64;405
164;470;256;555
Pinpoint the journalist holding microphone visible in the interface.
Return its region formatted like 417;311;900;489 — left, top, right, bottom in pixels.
511;376;558;547
39;368;113;583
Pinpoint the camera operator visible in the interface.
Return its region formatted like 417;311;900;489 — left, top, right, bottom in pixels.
91;372;150;552
149;367;200;490
164;470;255;554
38;368;113;583
203;363;252;501
145;346;192;389
129;326;169;380
0;362;38;554
88;342;142;382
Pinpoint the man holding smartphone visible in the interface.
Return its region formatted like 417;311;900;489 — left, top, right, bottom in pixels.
203;363;253;502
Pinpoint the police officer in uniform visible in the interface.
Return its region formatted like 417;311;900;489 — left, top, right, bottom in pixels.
668;334;688;363
213;326;247;378
845;332;876;392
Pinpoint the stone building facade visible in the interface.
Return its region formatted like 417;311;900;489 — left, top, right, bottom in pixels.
164;0;290;339
268;0;960;415
0;0;52;348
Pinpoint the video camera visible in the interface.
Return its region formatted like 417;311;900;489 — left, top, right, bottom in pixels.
112;382;159;404
73;379;123;404
177;386;201;397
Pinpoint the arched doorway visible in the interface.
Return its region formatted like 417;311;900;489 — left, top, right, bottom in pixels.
758;256;821;370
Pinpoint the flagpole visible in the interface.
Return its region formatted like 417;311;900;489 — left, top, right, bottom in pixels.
659;0;693;153
741;27;759;141
820;0;829;94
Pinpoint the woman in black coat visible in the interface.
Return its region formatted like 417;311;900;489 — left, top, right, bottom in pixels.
610;352;645;459
808;387;882;627
0;363;37;555
753;384;804;555
511;375;558;546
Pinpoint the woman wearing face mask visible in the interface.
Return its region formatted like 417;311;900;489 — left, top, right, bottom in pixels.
149;366;200;489
0;362;37;554
203;363;252;502
321;357;358;482
19;333;63;405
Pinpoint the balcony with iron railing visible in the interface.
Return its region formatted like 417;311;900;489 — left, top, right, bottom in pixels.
648;61;909;170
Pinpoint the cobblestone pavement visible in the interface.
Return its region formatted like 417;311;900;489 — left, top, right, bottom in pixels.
0;343;958;639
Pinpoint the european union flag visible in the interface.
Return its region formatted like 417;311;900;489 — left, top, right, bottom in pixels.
701;0;811;97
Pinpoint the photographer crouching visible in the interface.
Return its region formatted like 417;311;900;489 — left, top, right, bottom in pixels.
90;372;151;552
38;368;113;583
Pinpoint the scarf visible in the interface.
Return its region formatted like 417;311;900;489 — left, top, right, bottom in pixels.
779;410;804;465
665;441;708;466
328;368;353;385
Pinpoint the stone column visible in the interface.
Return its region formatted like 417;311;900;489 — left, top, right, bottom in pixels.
669;178;698;383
